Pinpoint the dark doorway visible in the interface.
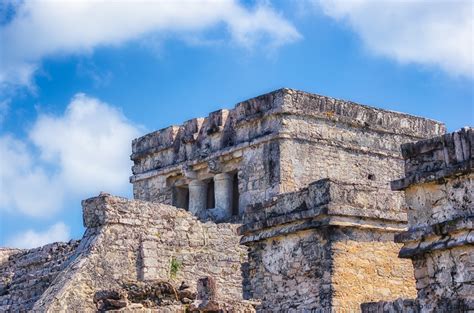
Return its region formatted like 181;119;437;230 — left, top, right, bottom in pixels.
206;179;215;209
173;186;189;210
232;172;239;216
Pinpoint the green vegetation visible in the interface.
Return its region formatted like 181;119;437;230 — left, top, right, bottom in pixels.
170;257;182;278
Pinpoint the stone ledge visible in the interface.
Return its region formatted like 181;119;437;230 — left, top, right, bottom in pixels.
396;217;473;258
391;159;473;191
395;215;474;243
240;178;406;234
239;215;406;244
82;192;193;228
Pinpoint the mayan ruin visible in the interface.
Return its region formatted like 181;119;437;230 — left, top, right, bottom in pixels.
0;88;472;312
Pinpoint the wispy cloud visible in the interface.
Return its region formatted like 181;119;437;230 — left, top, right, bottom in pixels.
0;94;141;217
0;0;301;88
315;0;473;78
6;222;70;249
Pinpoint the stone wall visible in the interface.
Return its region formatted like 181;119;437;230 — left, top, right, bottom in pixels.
0;241;79;311
331;228;416;311
245;229;332;310
277;89;444;195
130;88;444;221
13;193;249;311
392;127;474;312
239;178;417;311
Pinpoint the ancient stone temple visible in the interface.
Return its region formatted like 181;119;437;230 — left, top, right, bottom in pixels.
130;89;443;220
1;88;471;312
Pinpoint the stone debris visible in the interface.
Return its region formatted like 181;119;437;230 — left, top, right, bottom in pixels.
93;280;197;311
0;89;471;312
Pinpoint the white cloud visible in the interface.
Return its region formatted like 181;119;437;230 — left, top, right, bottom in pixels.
317;0;473;77
0;135;64;217
6;222;70;249
0;0;301;88
0;94;140;217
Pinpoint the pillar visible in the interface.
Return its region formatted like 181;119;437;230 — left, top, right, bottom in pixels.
188;180;208;215
214;173;233;219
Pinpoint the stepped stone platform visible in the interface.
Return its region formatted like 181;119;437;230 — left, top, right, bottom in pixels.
1;194;255;312
0;242;79;311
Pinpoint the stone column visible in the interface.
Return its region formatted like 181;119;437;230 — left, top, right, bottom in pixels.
214;173;233;220
188;180;208;215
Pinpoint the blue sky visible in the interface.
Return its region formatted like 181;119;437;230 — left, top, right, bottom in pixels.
0;0;473;248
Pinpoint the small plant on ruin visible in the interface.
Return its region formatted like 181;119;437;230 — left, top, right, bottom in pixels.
170;257;182;278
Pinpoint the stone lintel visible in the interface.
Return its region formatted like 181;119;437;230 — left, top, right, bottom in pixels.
391;127;473;191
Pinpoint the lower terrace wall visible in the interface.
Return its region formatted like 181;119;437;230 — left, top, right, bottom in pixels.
411;245;473;312
31;193;247;311
240;178;417;311
244;227;416;311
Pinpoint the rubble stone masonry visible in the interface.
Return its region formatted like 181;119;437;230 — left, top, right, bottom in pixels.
239;178;417;311
392;127;473;312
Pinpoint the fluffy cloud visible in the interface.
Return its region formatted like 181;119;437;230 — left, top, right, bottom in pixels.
0;0;300;87
0;94;140;217
6;222;70;249
317;0;473;77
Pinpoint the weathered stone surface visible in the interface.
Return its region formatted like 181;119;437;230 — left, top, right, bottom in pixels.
28;194;247;311
392;128;474;312
131;88;444;221
3;89;461;313
0;241;79;312
239;178;408;243
242;224;416;311
361;298;419;313
392;126;473;191
0;248;22;265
